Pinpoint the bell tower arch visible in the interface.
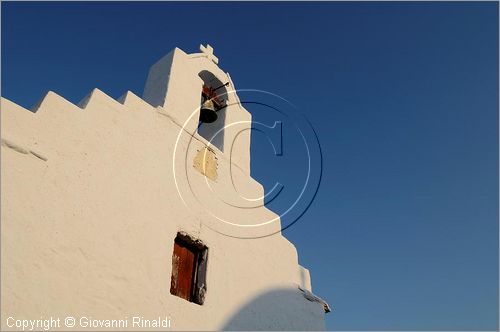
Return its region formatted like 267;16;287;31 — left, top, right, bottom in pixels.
197;70;228;152
142;44;251;174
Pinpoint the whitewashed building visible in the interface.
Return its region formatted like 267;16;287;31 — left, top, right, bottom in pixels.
1;44;329;330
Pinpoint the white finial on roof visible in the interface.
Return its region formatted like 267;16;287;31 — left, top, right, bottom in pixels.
200;44;219;64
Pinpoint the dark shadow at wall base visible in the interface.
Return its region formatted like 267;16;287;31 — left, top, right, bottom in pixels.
220;288;326;331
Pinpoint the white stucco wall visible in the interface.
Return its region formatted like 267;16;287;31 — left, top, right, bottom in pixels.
0;46;327;330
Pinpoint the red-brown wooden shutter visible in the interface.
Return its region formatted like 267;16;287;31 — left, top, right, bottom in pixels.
170;240;198;301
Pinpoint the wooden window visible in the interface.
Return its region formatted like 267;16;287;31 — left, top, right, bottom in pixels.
170;233;208;305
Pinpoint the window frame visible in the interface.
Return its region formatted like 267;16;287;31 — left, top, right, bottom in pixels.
170;232;208;305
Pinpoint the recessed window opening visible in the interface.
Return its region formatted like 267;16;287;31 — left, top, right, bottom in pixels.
197;70;228;152
170;232;208;305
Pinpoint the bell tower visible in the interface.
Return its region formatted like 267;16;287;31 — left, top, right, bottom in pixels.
143;44;251;174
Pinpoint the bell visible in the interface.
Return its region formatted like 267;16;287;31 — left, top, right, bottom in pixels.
200;99;218;123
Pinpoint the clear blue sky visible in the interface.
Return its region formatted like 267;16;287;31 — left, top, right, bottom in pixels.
2;2;498;330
